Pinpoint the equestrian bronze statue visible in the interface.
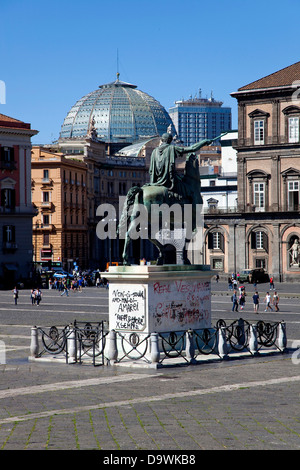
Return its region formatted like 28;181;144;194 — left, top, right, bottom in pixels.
118;132;226;265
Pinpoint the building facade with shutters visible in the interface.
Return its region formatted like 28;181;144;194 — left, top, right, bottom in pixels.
31;145;89;272
0;113;38;288
31;136;154;271
204;62;300;281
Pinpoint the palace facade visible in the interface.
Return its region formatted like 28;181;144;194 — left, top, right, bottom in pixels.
0;113;38;287
205;61;300;281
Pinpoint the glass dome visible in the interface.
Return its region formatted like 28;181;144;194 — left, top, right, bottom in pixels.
59;76;175;144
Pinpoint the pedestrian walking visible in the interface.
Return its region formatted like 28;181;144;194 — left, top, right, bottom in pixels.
264;292;273;311
61;279;69;296
239;290;246;310
12;286;19;305
253;291;259;313
269;276;275;290
231;290;239;312
35;289;42;306
273;291;280;311
30;288;35;305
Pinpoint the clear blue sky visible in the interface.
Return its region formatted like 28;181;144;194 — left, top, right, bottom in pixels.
1;0;300;144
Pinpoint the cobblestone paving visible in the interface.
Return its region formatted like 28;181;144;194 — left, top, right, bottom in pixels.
0;356;300;450
0;286;299;452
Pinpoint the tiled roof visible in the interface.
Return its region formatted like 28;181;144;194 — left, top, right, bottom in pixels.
0;113;31;129
238;61;300;91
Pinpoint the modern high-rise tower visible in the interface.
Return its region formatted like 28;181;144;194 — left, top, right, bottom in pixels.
169;91;232;146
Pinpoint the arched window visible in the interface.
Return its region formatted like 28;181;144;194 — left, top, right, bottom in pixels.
281;168;300;211
282;105;300;144
207;231;225;252
251;230;268;252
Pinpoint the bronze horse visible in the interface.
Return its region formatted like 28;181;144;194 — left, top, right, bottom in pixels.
118;153;203;265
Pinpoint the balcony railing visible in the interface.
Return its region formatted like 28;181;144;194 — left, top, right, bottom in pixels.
0;160;16;170
41;201;53;209
33;223;54;231
41;178;53;185
203;206;238;214
2;241;18;251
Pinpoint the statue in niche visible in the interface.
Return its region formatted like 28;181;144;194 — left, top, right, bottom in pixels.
289;238;299;266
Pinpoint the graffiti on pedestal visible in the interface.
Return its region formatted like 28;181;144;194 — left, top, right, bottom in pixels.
110;285;146;330
151;279;211;330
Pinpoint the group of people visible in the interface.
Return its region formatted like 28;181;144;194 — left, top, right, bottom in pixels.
11;271;104;306
12;286;43;306
263;291;280;312
30;288;42;306
231;287;280;313
96;276;109;289
50;276;87;294
231;286;246;312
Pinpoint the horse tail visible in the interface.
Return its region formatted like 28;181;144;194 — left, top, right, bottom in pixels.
117;186;142;235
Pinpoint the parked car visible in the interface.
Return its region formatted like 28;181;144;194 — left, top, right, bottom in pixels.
53;270;74;279
238;268;269;283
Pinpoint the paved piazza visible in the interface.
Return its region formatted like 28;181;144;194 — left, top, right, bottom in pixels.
0;282;300;452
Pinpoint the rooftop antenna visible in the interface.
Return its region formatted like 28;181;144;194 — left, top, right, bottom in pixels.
116;49;120;81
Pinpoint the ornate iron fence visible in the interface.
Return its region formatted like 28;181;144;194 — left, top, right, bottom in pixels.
106;319;287;366
30;321;108;366
30;318;287;367
72;320;106;366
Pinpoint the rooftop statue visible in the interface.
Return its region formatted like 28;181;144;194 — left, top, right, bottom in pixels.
118;132;226;265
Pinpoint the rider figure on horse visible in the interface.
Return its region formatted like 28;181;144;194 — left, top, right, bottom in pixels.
148;132;212;200
118;132;226;265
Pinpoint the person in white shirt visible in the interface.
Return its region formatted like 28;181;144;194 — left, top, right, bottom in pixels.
264;292;273;312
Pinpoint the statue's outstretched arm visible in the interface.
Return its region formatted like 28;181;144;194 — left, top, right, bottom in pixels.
178;132;228;154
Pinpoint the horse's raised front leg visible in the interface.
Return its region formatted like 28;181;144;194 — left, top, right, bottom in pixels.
149;238;164;265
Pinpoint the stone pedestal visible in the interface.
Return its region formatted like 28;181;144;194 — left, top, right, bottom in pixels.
103;265;214;363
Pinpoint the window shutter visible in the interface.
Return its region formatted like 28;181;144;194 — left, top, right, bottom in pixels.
208;232;213;249
11;190;16;208
263;231;268;253
251;232;256;249
220;233;225;252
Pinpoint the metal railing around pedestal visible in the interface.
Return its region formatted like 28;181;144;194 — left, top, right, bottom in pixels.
105;319;287;366
30;321;108;367
30;318;287;367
